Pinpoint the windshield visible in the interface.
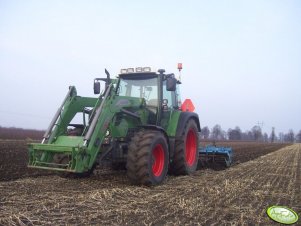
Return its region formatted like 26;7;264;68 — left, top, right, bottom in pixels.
118;77;158;104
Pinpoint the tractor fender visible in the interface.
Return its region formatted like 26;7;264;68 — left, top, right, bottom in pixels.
175;112;201;139
139;125;169;142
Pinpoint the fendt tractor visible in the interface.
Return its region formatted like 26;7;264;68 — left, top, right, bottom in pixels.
28;65;232;185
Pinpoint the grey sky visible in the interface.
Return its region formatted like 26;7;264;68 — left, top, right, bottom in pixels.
0;0;300;135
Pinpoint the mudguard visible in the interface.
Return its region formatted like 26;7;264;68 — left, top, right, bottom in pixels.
175;112;201;139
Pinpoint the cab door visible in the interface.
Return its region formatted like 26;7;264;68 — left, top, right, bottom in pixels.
160;81;178;130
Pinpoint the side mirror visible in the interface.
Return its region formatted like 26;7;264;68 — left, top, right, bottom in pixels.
94;81;100;94
166;77;176;91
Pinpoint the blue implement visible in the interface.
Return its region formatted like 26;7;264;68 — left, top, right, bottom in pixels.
198;145;233;167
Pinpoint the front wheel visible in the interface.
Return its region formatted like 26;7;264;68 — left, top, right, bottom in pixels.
127;130;169;186
171;119;199;175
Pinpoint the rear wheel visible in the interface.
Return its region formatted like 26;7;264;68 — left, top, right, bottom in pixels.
127;130;169;186
171;119;199;175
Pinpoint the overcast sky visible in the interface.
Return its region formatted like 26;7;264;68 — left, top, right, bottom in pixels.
0;0;300;135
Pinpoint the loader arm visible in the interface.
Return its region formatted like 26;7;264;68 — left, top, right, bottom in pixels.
28;83;117;173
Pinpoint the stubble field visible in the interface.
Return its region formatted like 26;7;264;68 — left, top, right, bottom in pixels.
0;140;300;225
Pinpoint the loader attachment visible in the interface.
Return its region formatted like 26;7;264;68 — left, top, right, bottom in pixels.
198;145;233;168
28;83;115;174
28;136;88;172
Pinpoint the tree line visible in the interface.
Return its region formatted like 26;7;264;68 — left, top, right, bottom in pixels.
200;125;301;143
0;126;44;140
0;125;300;143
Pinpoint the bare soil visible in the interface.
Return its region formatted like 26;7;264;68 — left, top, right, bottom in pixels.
0;140;52;181
0;141;300;225
0;140;287;181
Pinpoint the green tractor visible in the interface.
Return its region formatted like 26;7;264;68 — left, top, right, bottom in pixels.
28;67;201;185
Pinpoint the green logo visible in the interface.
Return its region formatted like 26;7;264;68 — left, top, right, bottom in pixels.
267;206;299;224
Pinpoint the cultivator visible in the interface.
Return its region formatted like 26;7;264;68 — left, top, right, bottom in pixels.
198;145;233;168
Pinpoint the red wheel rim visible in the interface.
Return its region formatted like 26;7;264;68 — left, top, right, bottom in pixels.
152;144;165;177
186;129;197;166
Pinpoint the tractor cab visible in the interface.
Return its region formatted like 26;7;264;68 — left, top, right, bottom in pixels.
116;67;181;126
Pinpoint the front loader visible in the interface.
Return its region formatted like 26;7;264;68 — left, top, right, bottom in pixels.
28;67;202;185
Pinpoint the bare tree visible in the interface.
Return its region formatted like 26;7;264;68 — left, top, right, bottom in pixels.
263;133;268;142
241;130;253;140
221;130;227;140
211;124;223;140
296;130;301;143
227;129;233;140
284;129;295;143
228;126;242;140
252;125;262;141
270;127;276;143
278;132;284;143
200;126;210;139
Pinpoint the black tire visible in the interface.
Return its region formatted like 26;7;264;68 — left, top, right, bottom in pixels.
171;119;199;175
126;130;169;186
